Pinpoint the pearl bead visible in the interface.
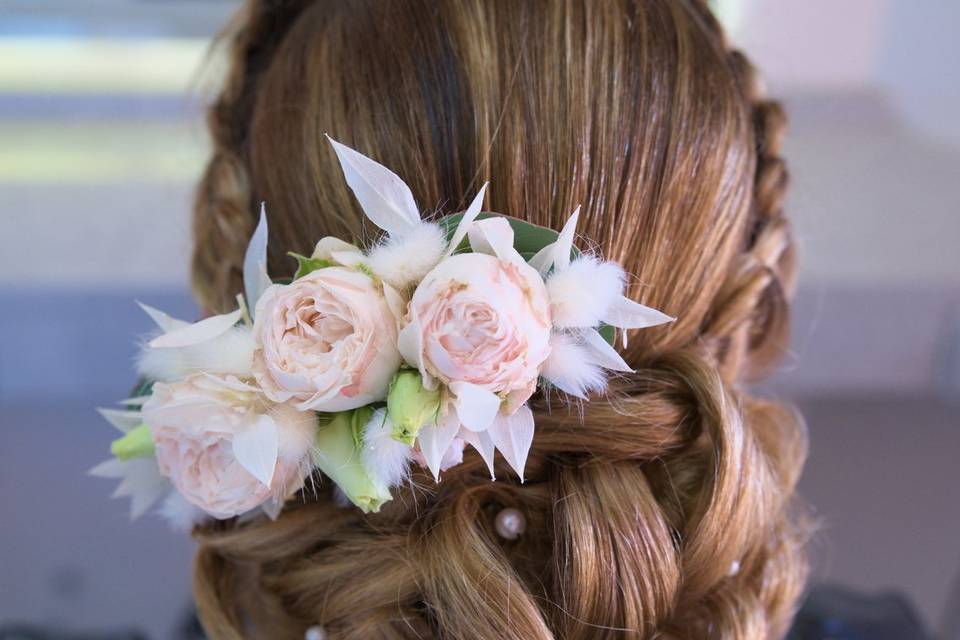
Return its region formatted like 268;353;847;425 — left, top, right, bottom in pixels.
305;625;327;640
494;507;526;540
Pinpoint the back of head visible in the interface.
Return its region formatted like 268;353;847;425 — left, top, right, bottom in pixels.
191;1;808;637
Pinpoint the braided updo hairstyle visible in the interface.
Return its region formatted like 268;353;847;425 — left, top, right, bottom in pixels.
191;1;810;637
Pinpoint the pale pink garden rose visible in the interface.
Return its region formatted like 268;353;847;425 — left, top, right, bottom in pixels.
252;267;402;412
142;374;316;519
399;251;552;432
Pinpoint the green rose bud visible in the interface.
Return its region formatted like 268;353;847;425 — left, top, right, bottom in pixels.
110;424;155;461
312;409;392;513
387;370;441;445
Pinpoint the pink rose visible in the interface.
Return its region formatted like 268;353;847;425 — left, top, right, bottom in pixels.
252;267;402;412
142;374;315;519
399;252;551;431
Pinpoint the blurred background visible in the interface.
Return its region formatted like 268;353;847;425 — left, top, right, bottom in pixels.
0;0;958;638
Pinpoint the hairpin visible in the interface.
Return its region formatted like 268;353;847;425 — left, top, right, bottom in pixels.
92;136;673;525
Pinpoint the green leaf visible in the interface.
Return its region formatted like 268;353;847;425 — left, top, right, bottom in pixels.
288;251;333;279
598;324;616;346
129;378;154;400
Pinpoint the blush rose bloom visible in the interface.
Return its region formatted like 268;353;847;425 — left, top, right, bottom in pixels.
142;374;315;519
399;253;551;429
252;267;402;412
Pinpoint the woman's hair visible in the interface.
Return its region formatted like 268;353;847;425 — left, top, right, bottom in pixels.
190;1;809;637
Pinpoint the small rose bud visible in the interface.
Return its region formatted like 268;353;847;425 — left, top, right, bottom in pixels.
110;424;155;461
313;409;392;514
387;370;441;445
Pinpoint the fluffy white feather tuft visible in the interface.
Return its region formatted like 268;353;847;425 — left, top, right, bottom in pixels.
361;408;413;489
540;332;607;398
158;491;206;532
367;223;447;290
546;256;625;328
137;326;256;382
269;403;319;461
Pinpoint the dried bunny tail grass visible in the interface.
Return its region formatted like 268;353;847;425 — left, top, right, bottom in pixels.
190;1;810;638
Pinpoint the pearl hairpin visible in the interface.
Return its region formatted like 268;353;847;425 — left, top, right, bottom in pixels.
494;507;527;540
305;625;327;640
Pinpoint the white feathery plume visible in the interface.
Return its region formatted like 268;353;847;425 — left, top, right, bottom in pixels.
546;256;625;328
361;408;413;490
269;404;319;462
540;332;607;399
158;491;206;532
367;222;447;289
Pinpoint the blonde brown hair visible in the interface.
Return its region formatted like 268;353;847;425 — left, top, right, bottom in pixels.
190;1;809;637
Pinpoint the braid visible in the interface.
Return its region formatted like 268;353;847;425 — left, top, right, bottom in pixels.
192;0;311;312
686;4;796;384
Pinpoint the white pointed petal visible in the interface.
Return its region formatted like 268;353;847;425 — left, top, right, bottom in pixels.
331;250;366;267
450;381;501;432
459;428;497;480
97;408;142;434
552;206;580;271
260;496;285;521
528;243;555;276
326;134;421;236
416;410;461;481
136;302;189;333
232;415;279;488
89;458;126;478
444;183;488;258
313;236;360;260
486;405;535;482
602;296;675;330
468;217;525;265
128;468;168;520
243;205;272;314
148;308;243;349
92;458;167;520
582;328;633;373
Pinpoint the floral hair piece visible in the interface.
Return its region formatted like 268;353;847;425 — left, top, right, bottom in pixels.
93;136;674;526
